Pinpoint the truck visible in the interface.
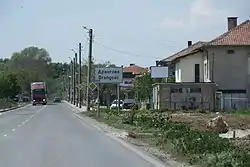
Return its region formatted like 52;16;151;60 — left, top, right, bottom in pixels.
30;82;47;105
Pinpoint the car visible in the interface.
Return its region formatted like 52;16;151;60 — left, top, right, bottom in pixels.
53;97;61;103
122;99;138;109
110;100;123;109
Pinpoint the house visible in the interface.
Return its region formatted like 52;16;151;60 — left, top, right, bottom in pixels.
161;17;250;109
123;63;147;75
121;64;147;98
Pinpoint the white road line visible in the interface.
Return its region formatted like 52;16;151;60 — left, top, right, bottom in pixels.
16;105;47;129
12;128;16;131
3;134;7;137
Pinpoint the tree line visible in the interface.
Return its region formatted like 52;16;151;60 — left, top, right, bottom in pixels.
0;46;67;100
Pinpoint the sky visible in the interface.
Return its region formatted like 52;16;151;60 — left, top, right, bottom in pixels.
0;0;249;67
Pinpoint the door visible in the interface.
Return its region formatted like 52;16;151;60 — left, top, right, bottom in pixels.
195;64;200;83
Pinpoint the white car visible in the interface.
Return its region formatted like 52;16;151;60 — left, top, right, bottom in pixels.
110;100;123;109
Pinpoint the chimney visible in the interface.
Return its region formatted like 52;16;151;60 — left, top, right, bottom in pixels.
188;41;192;47
227;17;237;31
129;63;135;66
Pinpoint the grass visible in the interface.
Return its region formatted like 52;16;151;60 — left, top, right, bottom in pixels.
228;109;250;116
84;109;250;167
0;98;18;110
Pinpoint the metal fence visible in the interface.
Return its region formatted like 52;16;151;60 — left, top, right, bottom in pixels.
154;101;211;111
216;93;249;110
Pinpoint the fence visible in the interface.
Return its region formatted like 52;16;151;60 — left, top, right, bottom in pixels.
216;92;249;110
154;101;211;111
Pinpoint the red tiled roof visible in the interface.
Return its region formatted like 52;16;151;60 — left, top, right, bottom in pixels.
161;19;250;62
162;41;207;62
208;20;250;46
123;65;147;75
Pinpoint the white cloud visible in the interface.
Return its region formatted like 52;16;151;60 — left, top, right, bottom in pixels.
158;17;184;29
189;0;231;26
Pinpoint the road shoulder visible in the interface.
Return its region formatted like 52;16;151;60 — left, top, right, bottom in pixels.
63;100;190;167
0;103;30;115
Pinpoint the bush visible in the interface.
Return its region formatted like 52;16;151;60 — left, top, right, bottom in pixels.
99;109;250;166
0;98;17;109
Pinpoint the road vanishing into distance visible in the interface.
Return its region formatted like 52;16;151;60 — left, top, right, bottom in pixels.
0;103;167;167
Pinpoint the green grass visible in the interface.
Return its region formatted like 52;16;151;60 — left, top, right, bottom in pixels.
228;109;250;116
84;109;250;167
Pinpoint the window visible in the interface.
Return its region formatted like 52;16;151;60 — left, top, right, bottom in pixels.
186;88;201;93
227;50;235;54
190;88;201;93
171;88;182;93
32;89;45;94
195;64;200;83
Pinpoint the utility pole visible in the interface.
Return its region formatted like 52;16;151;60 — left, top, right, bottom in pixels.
71;60;74;104
73;57;76;105
86;28;93;111
79;42;82;108
75;52;78;107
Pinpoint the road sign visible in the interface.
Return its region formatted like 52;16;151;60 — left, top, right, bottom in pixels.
89;82;97;91
95;67;123;84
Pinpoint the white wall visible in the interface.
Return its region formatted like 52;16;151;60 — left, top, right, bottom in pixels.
175;52;204;82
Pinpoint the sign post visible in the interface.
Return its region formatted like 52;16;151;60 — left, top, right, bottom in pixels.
95;67;123;114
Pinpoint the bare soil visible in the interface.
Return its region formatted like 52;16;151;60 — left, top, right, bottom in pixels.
169;112;250;131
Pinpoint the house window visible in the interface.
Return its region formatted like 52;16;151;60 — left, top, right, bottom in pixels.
190;88;201;93
186;88;201;93
195;64;200;83
227;50;235;54
171;88;182;93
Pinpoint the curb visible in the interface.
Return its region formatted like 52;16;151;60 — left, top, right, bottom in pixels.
63;100;88;112
0;103;29;113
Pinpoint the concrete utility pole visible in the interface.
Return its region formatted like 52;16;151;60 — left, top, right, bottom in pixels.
73;57;76;105
75;52;78;107
86;28;93;111
79;42;82;108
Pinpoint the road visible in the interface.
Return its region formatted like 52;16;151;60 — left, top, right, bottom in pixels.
0;103;165;167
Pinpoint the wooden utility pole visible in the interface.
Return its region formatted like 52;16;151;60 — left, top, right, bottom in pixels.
71;60;74;104
79;42;82;108
75;53;78;106
86;29;93;111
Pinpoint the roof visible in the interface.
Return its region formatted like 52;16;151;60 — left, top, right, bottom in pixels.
162;41;207;62
161;19;250;62
208;20;250;46
123;65;147;75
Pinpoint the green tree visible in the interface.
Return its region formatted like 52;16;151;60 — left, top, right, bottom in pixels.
133;71;165;101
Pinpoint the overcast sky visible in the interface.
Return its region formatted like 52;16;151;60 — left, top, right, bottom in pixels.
0;0;249;67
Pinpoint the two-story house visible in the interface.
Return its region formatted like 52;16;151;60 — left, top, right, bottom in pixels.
161;17;250;109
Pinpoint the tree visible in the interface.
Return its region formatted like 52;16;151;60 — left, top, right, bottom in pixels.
133;71;165;101
0;73;20;98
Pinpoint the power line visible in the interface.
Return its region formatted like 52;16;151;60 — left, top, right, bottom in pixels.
94;40;162;59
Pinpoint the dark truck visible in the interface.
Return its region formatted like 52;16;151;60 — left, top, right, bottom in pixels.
31;82;47;105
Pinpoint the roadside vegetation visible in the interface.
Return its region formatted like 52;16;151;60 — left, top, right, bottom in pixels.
84;108;250;167
0;46;68;109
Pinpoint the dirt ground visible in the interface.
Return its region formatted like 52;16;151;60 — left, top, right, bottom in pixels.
169;112;250;132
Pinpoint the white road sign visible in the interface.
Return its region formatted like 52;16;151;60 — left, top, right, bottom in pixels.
95;67;123;83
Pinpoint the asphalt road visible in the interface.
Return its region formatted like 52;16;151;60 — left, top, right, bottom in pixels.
0;103;166;167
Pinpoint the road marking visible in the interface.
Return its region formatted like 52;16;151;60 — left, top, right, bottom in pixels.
3;134;7;137
12;128;16;131
16;105;46;130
